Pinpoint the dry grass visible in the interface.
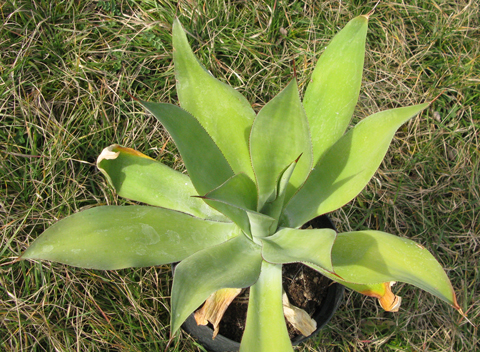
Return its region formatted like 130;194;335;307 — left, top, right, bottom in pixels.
1;0;479;351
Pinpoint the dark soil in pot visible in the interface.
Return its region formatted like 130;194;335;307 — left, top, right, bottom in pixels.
181;215;344;352
217;262;337;341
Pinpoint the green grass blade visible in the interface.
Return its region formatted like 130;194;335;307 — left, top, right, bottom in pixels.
173;19;256;179
304;15;368;165
97;144;226;221
21;206;236;270
139;101;234;195
283;103;429;228
240;261;293;352
250;80;312;210
170;234;262;335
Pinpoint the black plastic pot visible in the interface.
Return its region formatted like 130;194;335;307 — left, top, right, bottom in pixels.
180;215;344;352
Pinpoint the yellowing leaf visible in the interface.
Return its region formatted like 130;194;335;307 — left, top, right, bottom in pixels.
97;145;225;221
345;281;402;312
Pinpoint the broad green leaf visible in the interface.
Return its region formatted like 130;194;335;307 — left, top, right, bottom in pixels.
304;15;368;165
202;197;276;239
22;206;236;270
202;197;252;237
283;103;429;228
170;234;262;335
259;157;298;221
97;144;226;221
173;19;256;179
138;101;234;195
250;80;312;210
199;173;274;237
203;173;257;211
214;160;299;237
247;211;277;239
310;231;459;310
240;261;293;352
261;228;336;273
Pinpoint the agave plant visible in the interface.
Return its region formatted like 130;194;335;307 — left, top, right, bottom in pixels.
21;13;461;352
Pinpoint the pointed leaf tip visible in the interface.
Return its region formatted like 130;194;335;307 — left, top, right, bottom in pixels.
294;153;303;163
22;206;236;270
303;14;368;167
250;79;312;209
173;19;256;179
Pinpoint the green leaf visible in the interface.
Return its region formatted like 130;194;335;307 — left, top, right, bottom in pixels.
311;230;459;309
22;206;236;270
173;19;256;179
203;198;252;237
306;263;404;312
261;228;336;273
247;211;277;239
304;15;368;165
170;234;262;335
250;80;312;209
202;200;276;239
138;101;234;195
203;173;257;211
283;103;429;228
240;261;293;352
199;173;275;237
259;157;299;221
97;144;226;221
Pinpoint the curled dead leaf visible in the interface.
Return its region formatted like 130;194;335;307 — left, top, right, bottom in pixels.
194;288;242;339
96;144;154;167
282;292;317;336
96;145;120;165
361;282;402;312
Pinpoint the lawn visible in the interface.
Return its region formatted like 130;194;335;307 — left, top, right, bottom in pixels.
1;0;478;351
